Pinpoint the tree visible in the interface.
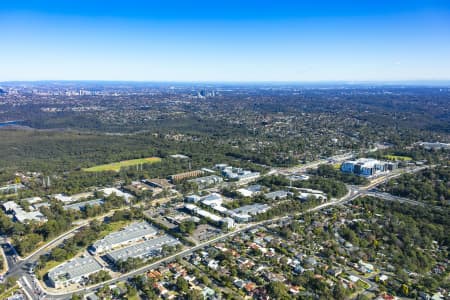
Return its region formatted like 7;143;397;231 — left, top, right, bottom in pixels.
176;277;189;293
15;233;43;255
50;247;67;261
333;283;347;300
71;294;82;300
267;282;290;300
126;284;138;297
179;220;196;234
186;289;203;300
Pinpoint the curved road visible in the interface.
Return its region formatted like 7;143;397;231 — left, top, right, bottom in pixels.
6;165;427;299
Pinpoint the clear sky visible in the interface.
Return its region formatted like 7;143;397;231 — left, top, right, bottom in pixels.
1;0;450;82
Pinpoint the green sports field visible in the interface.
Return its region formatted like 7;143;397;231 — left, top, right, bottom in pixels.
383;155;413;161
83;157;161;172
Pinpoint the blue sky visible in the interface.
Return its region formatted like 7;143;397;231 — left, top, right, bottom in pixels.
1;0;450;81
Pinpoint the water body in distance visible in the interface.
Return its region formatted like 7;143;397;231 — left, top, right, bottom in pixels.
0;121;21;127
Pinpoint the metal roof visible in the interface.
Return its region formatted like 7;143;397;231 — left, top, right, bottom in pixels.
232;203;269;215
106;235;180;263
265;190;289;200
92;221;157;252
63;199;104;211
48;257;102;283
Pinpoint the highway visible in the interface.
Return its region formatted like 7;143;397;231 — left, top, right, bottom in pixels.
4;164;427;299
364;191;425;206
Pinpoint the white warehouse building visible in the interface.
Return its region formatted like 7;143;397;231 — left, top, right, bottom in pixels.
48;256;103;288
90;221;158;255
105;235;180;264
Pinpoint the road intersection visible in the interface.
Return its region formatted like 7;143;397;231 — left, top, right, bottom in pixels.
2;165;428;299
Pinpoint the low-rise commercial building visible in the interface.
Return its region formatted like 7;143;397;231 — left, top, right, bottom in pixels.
185;195;202;203
105;235;180;264
237;184;263;197
230;203;270;222
48;256;103;288
170;154;189;159
232;213;251;223
288;174;310;181
211;205;228;214
90;221;158;255
2;201;47;223
294;188;327;201
200;193;223;206
52;194;74;203
418;142;450;150
187;175;223;189
265;190;290;201
169;170;204;183
298;192;327;202
14;210;47;223
222;217;236;229
186;193;223;206
237;172;261;183
216;164;260;183
142;178;173;189
0;183;25;194
53;192;94;203
63;199;104;211
184;204;223;223
22;197;42;204
123;181;152;195
232;203;269;216
101;188;134;202
32;202;50;210
2;201;18;212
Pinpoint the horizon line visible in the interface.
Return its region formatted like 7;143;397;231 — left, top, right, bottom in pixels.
2;79;450;85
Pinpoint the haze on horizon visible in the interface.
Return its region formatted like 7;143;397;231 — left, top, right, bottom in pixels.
1;0;450;82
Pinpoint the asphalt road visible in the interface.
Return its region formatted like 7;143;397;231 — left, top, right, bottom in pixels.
41;183;362;299
4;165;427;299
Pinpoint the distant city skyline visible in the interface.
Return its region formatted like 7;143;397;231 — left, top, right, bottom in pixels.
1;0;450;82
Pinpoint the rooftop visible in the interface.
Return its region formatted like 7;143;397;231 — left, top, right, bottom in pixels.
48;256;102;283
184;204;223;222
63;199;104;211
106;235;180;262
92;221;157;251
142;178;173;189
101;187;134;201
265;190;289;200
232;203;269;215
2;200;47;223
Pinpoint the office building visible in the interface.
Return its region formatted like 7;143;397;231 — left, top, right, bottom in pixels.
2;201;47;224
230;203;270;222
187;175;223;189
90;222;158;255
237;184;263;197
48;256;103;288
264;190;290;201
169;170;204;183
105;235;180;264
63;199;104;211
101;188;134;202
341;158;397;177
184;204;223;222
